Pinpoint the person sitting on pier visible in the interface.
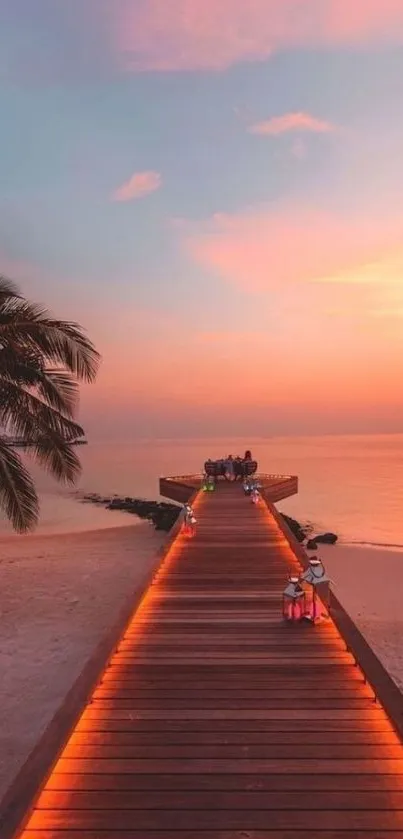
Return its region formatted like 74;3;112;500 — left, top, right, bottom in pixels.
238;450;253;480
203;454;257;482
225;455;235;481
234;456;243;480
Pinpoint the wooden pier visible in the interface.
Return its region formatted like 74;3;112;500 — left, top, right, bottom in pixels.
4;476;403;838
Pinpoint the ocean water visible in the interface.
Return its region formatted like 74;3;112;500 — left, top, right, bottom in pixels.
1;435;403;545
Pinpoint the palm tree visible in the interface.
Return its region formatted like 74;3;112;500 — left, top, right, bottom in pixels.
0;276;100;532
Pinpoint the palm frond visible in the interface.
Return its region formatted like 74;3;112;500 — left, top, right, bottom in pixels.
0;436;39;532
0;380;84;442
0;300;101;382
0;345;43;381
0;348;79;417
0;275;21;301
0;278;98;532
35;369;79;417
28;433;82;484
0;364;79;419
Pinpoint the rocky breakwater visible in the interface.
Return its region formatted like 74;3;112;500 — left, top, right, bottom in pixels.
280;513;309;543
279;513;338;549
306;533;338;550
82;494;181;532
81;495;338;545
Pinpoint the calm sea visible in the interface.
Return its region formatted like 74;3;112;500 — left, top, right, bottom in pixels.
1;435;403;546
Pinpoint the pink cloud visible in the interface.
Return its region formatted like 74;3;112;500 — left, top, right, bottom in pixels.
249;112;335;136
112;171;162;202
183;205;403;292
110;0;403;72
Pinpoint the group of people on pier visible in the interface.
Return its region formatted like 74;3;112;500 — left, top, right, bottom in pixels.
204;450;257;482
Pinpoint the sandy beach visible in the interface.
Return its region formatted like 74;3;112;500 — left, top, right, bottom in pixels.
319;544;403;693
0;522;164;805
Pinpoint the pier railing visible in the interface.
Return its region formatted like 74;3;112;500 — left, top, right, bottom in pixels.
259;474;298;502
266;495;403;742
160;473;298;503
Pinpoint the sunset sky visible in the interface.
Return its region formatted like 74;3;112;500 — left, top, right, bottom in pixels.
1;1;403;438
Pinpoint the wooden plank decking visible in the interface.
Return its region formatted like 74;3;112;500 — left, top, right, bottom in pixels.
15;484;403;837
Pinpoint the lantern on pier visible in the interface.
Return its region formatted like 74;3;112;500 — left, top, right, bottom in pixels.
301;557;330;623
251;487;261;504
202;474;209;492
282;575;306;621
183;504;197;537
207;475;215;492
251;481;262;504
188;513;197;536
243;479;251;495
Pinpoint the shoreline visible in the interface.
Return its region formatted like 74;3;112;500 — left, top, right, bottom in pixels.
0;490;182;542
0;497;139;541
343;540;403;553
0;518;141;543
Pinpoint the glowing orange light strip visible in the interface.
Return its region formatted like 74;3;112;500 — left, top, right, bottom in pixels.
18;489;204;836
17;484;403;834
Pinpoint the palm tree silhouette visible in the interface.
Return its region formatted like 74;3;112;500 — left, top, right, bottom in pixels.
0;276;100;532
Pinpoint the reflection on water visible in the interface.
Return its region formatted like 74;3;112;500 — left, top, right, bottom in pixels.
1;434;403;544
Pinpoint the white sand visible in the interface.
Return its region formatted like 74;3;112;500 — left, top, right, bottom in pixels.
319;544;403;692
0;523;164;805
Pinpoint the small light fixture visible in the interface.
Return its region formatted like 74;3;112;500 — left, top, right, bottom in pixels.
251;486;261;504
301;557;330;623
183;504;197;537
282;575;306;621
250;481;262;504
